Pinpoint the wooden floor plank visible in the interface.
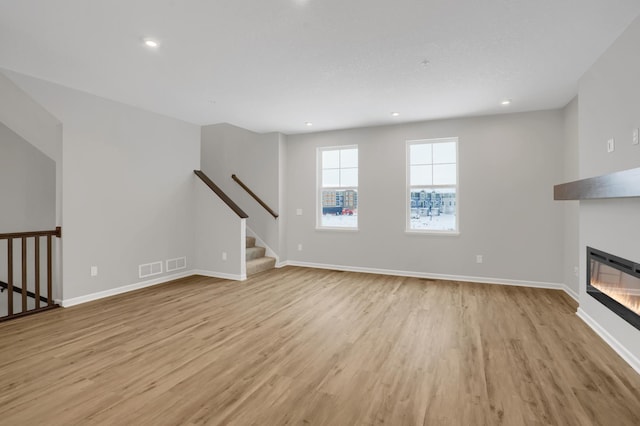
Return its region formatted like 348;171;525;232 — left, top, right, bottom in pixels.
1;267;639;425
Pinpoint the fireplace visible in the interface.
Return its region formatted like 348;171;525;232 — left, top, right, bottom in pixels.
587;247;640;331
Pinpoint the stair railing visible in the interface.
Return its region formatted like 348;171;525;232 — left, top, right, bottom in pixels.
231;174;279;219
194;170;248;218
0;227;61;322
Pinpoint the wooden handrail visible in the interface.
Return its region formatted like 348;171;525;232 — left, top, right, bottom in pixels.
0;227;61;240
194;170;248;219
231;174;279;219
1;227;60;322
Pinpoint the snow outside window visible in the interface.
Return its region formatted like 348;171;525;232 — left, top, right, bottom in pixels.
317;146;358;229
407;138;458;233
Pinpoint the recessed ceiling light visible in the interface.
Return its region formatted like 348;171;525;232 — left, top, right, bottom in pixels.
501;99;512;106
305;122;313;126
391;112;400;117
420;60;430;67
143;38;159;48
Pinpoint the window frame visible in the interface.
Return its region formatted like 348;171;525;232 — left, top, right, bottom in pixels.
406;137;459;235
316;145;359;231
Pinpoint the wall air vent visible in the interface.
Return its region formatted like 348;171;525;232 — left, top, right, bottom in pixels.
139;261;163;279
166;256;187;272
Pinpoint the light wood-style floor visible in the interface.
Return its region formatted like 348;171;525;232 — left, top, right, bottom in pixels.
1;267;639;425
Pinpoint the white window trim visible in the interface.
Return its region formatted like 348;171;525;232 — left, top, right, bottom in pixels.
316;145;359;231
406;137;459;235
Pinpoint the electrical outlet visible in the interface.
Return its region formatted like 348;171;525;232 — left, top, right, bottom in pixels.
607;138;615;153
298;243;303;251
633;128;639;145
476;255;483;264
222;252;227;261
90;266;98;277
573;266;579;277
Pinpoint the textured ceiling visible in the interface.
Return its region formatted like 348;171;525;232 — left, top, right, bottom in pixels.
1;0;639;134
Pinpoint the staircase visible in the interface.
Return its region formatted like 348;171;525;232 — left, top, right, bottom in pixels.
245;236;276;276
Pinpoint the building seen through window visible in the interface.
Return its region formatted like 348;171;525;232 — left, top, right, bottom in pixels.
407;138;458;233
318;146;358;229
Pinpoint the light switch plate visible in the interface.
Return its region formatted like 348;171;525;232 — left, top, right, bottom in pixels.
607;138;615;153
633;129;639;145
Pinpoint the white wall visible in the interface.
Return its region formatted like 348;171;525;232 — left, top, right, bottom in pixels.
194;177;246;279
0;70;62;298
5;71;201;301
562;97;580;298
577;15;640;364
0;122;56;233
0;72;61;163
285;110;565;285
0;71;62;225
201;123;282;257
278;133;288;264
0;122;56;299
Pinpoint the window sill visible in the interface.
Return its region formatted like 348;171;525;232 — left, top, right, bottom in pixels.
405;229;460;236
316;227;359;232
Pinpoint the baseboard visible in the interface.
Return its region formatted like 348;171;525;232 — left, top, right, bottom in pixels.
191;269;246;281
563;285;579;302
61;270;195;307
577;308;640;375
284;260;564;291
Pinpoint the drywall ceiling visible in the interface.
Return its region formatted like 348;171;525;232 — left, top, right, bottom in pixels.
1;0;639;134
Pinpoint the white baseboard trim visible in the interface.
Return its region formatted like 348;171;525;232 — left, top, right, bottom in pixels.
191;269;246;281
60;270;194;307
284;260;564;291
577;308;640;375
562;285;579;302
60;269;245;307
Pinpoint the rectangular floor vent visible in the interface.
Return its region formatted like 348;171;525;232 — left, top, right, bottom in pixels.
139;261;163;279
166;257;187;272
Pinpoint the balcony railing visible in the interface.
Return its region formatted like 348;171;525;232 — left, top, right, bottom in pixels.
0;227;61;322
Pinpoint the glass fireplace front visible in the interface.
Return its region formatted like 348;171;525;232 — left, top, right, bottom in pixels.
587;247;640;331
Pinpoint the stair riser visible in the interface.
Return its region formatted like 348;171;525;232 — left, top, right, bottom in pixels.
246;236;256;248
246;247;266;261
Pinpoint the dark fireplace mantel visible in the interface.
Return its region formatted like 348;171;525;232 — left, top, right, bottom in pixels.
554;167;640;200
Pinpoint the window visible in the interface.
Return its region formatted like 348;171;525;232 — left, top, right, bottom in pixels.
318;146;358;229
407;138;458;233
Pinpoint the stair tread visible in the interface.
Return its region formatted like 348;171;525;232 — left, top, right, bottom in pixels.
246;256;276;276
245;246;266;261
246;256;276;265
